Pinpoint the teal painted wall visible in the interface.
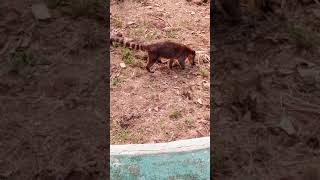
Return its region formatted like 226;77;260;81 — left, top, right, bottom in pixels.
110;148;210;180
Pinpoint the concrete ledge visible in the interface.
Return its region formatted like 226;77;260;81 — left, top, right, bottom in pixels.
110;137;210;180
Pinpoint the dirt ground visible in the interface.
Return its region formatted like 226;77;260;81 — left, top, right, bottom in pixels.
0;0;108;179
2;0;320;179
213;1;320;179
110;0;210;144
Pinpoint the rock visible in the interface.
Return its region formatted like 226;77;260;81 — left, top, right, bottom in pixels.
279;115;296;135
154;106;159;111
246;42;255;52
127;21;135;25
182;88;192;100
120;63;126;68
191;11;195;15
197;98;203;105
20;36;32;48
152;21;166;29
146;6;153;9
163;27;172;32
242;111;251;121
297;63;320;86
202;81;210;89
31;3;51;20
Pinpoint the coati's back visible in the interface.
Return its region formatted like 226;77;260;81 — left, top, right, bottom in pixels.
110;36;195;59
146;40;195;59
110;35;196;72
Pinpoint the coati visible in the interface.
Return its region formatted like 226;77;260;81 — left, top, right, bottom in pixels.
110;36;196;73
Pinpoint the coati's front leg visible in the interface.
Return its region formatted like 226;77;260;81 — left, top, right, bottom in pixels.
178;56;187;70
169;57;187;70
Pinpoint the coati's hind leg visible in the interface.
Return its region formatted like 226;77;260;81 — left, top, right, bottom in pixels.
146;54;158;73
169;59;175;69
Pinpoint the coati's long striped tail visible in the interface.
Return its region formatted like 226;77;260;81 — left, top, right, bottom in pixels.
110;36;148;51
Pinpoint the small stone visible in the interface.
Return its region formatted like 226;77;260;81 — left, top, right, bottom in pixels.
202;81;210;89
154;107;159;111
163;27;173;32
31;3;51;20
120;63;126;68
246;43;255;52
197;98;203;105
279;115;296;135
147;6;153;9
34;121;41;126
127;21;135;25
191;11;195;15
174;76;178;79
20;36;32;48
242;111;251;121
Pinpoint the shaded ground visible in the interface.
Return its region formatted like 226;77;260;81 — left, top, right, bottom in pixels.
0;0;108;179
110;0;210;144
213;1;320;179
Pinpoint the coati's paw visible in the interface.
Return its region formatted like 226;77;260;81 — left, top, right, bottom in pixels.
146;67;155;73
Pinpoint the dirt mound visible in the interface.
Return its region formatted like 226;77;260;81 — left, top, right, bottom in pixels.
213;1;320;179
0;0;108;179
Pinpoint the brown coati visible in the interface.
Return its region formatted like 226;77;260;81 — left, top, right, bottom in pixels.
110;36;196;73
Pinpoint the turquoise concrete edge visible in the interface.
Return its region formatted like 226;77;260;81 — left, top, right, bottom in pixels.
110;137;210;180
